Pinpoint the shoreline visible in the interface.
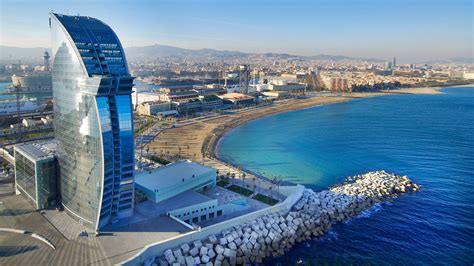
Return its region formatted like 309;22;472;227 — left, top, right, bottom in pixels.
148;94;373;164
207;84;474;158
146;84;473;169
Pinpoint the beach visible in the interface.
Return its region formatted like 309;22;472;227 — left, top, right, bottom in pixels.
146;92;374;161
145;86;465;161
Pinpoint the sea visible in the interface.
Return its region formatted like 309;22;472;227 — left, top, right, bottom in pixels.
0;81;49;103
218;87;474;265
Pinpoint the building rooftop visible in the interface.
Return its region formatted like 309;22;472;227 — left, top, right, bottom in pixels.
168;90;199;97
136;190;214;215
135;160;216;191
14;140;57;161
219;93;254;100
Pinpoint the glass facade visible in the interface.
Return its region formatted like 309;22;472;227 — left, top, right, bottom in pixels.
14;152;37;203
14;146;58;210
50;13;135;230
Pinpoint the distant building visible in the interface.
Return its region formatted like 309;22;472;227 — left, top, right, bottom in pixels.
136;101;172;116
173;99;203;113
219;93;255;106
160;90;199;102
280;73;306;80
463;72;474;80
11;73;52;93
268;83;305;92
132;91;161;106
14;141;58;210
193;87;226;96
43;51;50;71
384;61;393;71
262;90;289;99
159;86;194;94
320;74;351;91
200;95;223;110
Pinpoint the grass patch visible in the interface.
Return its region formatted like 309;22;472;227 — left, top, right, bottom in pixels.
254;193;279;206
148;155;171;165
217;180;229;187
227;184;253;197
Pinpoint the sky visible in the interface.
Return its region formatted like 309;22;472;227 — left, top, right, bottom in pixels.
0;0;472;62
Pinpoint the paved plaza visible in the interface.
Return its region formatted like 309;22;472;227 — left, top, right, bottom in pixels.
0;194;190;265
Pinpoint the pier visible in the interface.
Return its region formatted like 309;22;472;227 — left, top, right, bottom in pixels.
123;170;419;265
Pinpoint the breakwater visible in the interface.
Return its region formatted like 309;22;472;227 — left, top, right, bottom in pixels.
146;171;419;266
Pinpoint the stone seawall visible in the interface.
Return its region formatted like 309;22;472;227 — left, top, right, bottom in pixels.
147;171;419;266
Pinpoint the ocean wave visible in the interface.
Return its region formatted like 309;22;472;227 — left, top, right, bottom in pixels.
356;203;383;219
319;230;339;241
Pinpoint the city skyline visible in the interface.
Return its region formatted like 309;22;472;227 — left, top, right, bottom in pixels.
0;0;472;63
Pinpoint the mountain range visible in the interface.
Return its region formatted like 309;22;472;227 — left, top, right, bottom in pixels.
0;44;472;64
0;44;383;64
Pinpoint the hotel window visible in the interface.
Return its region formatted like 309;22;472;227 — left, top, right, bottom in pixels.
201;215;206;221
192;217;198;223
217;210;223;216
209;212;215;219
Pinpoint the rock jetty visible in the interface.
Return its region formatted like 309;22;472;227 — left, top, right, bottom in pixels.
148;171;419;266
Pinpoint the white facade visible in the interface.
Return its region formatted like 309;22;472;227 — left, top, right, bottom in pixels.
463;72;474;80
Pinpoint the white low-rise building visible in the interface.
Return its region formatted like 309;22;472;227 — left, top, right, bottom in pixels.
135;160;216;204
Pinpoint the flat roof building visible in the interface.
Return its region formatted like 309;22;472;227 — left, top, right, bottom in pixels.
219;93;255;105
135;160;216;204
14;141;58;210
160;90;199;102
136;101;172;116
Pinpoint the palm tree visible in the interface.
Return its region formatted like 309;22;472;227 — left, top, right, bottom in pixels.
231;173;236;184
178;147;182;159
186;145;190;157
226;172;230;184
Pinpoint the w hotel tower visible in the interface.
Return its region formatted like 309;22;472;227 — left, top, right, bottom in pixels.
49;13;135;230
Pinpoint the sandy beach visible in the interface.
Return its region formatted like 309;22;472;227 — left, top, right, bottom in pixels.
145;84;473;163
146;92;384;161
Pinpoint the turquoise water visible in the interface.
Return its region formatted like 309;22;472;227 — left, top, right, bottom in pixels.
218;87;474;264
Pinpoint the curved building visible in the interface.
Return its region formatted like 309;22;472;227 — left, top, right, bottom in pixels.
49;13;135;230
